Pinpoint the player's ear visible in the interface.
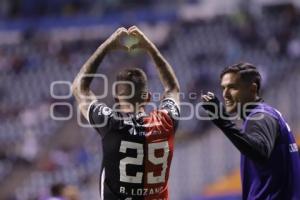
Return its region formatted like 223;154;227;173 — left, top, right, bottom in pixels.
250;83;258;97
141;91;151;103
146;92;151;103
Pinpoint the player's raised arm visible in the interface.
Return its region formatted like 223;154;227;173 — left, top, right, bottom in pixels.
72;27;128;121
128;26;180;104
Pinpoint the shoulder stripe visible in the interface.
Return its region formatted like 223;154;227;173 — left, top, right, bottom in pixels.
87;99;98;123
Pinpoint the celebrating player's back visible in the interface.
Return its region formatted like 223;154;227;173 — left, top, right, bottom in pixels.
72;26;180;200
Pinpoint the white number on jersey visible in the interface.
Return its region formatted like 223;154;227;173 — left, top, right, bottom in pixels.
119;141;169;184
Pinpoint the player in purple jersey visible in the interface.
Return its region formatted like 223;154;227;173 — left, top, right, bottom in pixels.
201;63;300;200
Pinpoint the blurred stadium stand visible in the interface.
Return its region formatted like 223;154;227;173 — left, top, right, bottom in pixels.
0;0;300;199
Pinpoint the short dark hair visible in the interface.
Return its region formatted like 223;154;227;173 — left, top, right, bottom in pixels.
50;183;65;197
116;68;148;104
220;62;262;94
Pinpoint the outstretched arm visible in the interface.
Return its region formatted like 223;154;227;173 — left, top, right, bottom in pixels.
72;27;128;121
201;92;278;163
128;26;180;104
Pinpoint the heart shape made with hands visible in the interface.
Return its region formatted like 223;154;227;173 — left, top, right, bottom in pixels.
114;28;142;51
120;34;140;50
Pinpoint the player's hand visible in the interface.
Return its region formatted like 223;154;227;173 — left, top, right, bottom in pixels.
201;92;233;129
201;92;216;103
128;26;153;50
201;92;221;116
105;27;129;51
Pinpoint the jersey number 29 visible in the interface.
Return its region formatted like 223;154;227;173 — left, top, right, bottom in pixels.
119;141;169;184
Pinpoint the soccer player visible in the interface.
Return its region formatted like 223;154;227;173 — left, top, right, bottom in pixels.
201;63;300;200
72;26;180;200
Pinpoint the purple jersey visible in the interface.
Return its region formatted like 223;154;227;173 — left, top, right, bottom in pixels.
241;103;300;200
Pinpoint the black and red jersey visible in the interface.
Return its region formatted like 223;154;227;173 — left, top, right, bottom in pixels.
88;98;180;200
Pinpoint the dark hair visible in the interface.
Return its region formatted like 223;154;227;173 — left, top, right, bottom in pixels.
50;183;65;197
116;68;148;104
220;62;262;94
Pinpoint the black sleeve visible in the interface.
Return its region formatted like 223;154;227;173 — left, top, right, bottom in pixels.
214;113;279;163
159;98;180;130
88;101;119;137
202;97;279;162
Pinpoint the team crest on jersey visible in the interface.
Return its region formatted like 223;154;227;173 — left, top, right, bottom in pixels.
99;106;112;116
